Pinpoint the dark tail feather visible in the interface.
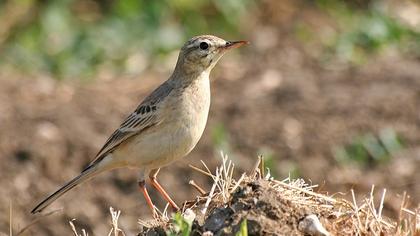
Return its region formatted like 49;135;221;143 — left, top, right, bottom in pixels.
31;166;99;214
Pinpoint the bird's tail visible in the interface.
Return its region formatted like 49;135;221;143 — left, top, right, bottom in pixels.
31;166;100;214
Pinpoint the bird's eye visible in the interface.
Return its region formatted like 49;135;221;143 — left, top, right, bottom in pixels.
199;42;209;50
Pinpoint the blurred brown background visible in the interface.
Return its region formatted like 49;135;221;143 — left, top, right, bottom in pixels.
1;0;420;235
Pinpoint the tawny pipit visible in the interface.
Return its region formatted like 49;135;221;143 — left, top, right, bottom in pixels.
31;35;247;214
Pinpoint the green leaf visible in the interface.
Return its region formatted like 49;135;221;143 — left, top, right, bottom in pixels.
170;212;192;236
236;219;248;236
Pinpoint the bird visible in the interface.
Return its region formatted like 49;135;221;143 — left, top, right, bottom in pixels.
31;35;248;215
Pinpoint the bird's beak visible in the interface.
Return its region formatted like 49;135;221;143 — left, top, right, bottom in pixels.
220;40;249;51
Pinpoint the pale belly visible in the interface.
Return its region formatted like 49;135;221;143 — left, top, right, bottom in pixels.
127;117;208;170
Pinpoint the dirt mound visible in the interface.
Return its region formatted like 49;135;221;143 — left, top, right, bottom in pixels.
191;180;309;235
137;158;414;236
140;179;317;236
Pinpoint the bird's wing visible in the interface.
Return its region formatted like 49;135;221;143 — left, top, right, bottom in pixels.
84;81;174;170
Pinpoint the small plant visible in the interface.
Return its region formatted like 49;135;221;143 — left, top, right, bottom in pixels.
0;0;254;79
211;123;232;156
258;149;277;177
315;0;420;63
334;128;404;167
258;149;301;179
167;212;193;236
235;219;248;236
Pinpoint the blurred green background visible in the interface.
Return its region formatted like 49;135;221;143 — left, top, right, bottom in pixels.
1;0;420;235
1;0;419;78
0;0;253;78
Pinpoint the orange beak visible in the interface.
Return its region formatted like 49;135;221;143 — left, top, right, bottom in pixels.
221;40;249;51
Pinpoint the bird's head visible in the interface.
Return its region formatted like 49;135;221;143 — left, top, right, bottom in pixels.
175;35;248;75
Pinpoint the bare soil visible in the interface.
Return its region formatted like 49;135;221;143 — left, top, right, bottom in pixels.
1;45;420;236
191;180;310;236
1;48;419;236
139;173;403;236
142;180;311;236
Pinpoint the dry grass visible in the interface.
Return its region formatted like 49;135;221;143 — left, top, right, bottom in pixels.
5;207;62;236
5;154;419;235
136;154;420;235
69;207;125;236
58;153;420;235
69;219;88;236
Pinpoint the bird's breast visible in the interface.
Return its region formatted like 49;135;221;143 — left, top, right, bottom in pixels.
173;76;211;151
122;76;211;170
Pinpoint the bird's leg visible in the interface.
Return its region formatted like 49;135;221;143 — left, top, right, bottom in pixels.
149;168;180;211
138;180;157;216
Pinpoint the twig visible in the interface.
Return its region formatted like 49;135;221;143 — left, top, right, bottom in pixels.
398;191;407;227
108;207;125;236
230;173;246;194
412;208;418;236
259;155;265;178
378;189;386;219
272;179;337;204
16;209;62;236
201;167;220;216
189;164;213;178
351;189;362;233
69;219;88;236
200;161;214;178
369;185;376;215
250;156;262;178
189;180;206;196
402;208;416;216
366;185;380;231
9;200;12;236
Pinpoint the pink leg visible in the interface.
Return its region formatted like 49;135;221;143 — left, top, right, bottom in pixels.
138;180;156;216
149;169;180;211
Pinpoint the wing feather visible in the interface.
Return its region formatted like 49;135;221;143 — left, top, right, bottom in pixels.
84;80;174;170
